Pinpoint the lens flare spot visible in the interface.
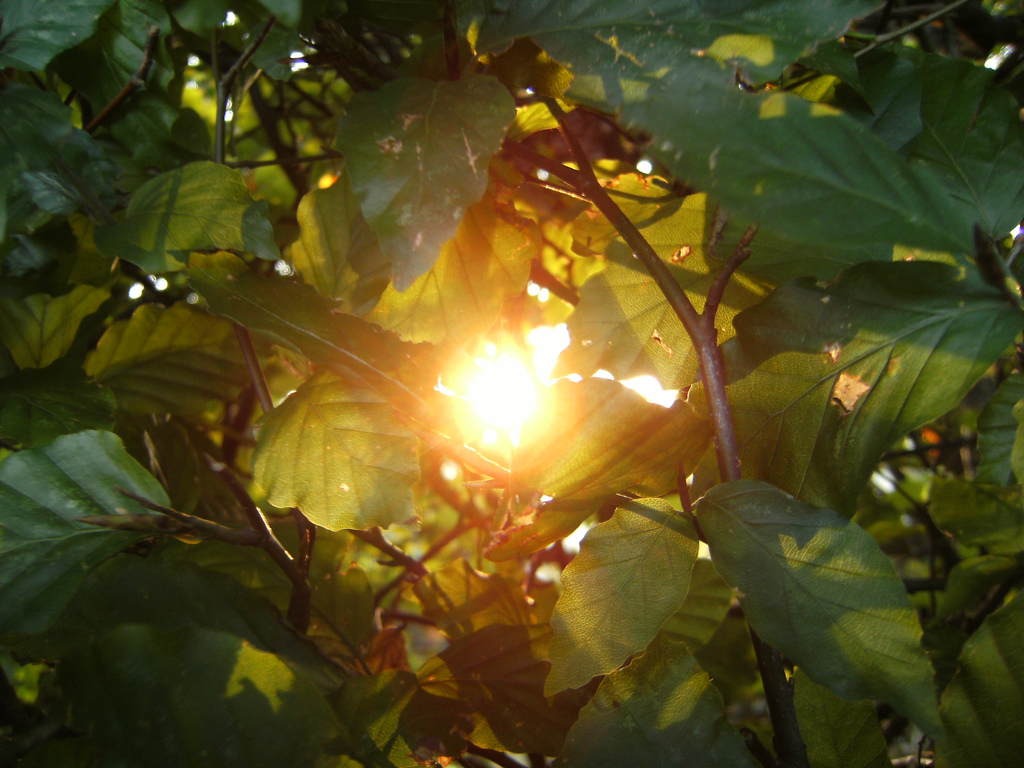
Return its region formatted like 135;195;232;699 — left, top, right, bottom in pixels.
467;355;537;433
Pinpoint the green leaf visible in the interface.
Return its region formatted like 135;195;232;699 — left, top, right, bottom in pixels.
934;555;1022;622
0;0;116;70
335;75;515;290
309;561;376;657
0;285;108;369
546;499;698;693
556;194;771;388
936;591;1024;768
514;377;712;503
697;480;941;734
850;50;923;152
187;251;441;408
792;670;890;768
929;478;1024;548
85;302;248;414
43;555;340;689
462;0;973;258
329;672;468;767
485;503;598;563
556;633;758;768
413;558;534;640
977;374;1024;485
59;623;340;768
288;174;389;312
0;365;115;447
418;623;586;755
0;430;166;636
715;261;1019;512
95;162;280;272
252;370;419;531
367;192;533;344
659;558;733;653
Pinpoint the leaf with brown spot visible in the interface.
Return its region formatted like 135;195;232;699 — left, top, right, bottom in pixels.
831;371;870;413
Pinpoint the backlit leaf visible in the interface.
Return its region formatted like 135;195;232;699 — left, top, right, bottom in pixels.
936;591;1024;768
59;624;340;768
556;633;758;768
0;430;166;636
659;558;733;653
0;285;108;369
85;302;248;414
335;75;515;290
367;192;533;344
514;377;712;503
0;365;115;447
252;370;419;531
929;478;1024;548
793;670;890;768
0;0;116;70
95;162;280;272
713;261;1019;512
546;499;698;693
697;480;941;734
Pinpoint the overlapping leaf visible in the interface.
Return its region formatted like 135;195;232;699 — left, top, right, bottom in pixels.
95;162;279;272
85;302;248;414
335;75;515;290
936;591;1024;768
252;370;419;531
556;633;757;768
714;261;1019;512
0;430;166;636
514;377;712;503
929;478;1024;548
0;285;108;369
418;623;587;755
0;365;115;447
556;193;771;388
977;374;1024;485
59;624;340;768
697;480;941;733
461;0;973;259
792;670;890;768
288;174;389;312
367;193;533;344
546;499;698;693
659;558;733;653
0;0;115;70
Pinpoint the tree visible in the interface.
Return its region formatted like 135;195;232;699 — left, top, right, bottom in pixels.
1;0;1022;766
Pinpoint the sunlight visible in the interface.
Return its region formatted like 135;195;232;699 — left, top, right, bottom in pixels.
467;354;538;438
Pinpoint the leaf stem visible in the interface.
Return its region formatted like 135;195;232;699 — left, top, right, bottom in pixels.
233;322;274;413
84;25;159;133
854;0;973;57
214;17;277;164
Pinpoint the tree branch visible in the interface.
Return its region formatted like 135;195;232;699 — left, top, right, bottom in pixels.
855;0;973;57
84;25;160;133
215;17;277;164
234;323;274;413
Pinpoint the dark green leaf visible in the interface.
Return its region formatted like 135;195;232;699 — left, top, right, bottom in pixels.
462;0;972;257
288;173;388;312
251;22;304;80
95;162;280;272
936;591;1024;768
659;558;733;653
59;623;340;768
418;623;586;755
850;50;923;152
514;377;712;503
934;555;1022;622
0;285;109;369
413;558;534;640
556;633;758;768
309;561;376;656
977;374;1024;485
929;478;1024;548
84;302;248;414
0;430;166;636
0;0;116;70
252;370;419;531
697;480;941;734
793;670;890;768
546;499;698;693
329;672;469;767
335;75;515;290
367;192;533;344
715;261;1019;512
0;364;115;447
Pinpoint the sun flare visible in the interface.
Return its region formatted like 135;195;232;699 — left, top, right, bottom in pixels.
466;354;538;436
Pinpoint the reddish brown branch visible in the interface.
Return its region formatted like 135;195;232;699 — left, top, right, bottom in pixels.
84;25;160;133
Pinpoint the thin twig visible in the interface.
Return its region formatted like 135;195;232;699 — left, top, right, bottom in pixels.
529;261;580;306
234;323;274;413
224;150;342;168
741;727;780;768
854;0;973;57
215;17;277;163
442;0;460;79
704;225;757;323
351;528;428;577
501;139;585;190
84;25;160;133
114;487;264;545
